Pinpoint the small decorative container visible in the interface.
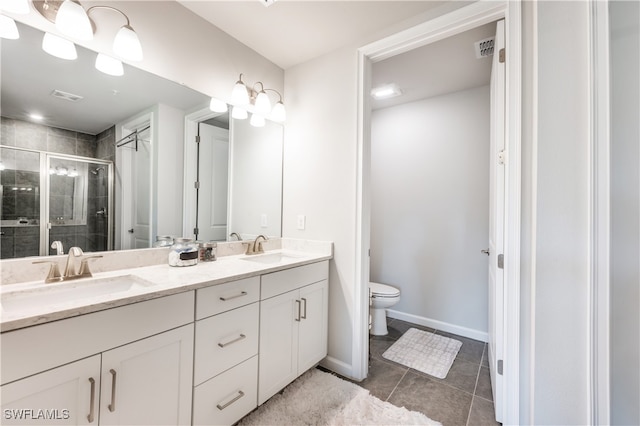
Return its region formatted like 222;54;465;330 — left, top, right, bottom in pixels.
199;242;217;262
168;238;199;267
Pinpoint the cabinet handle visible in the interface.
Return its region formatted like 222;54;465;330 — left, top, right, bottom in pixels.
295;299;301;322
216;390;245;411
108;369;117;412
218;334;246;348
87;377;96;423
219;291;247;301
301;297;307;319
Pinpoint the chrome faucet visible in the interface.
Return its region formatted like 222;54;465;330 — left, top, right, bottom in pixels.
51;240;64;255
244;235;268;255
33;247;103;283
229;232;242;241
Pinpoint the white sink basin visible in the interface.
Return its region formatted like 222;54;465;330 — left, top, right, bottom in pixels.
1;275;154;312
241;252;305;265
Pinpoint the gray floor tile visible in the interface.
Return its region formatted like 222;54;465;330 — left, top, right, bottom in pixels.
360;357;408;401
369;336;396;360
387;318;436;336
435;331;485;365
413;357;480;394
388;371;472;426
481;344;490;368
475;366;494;402
467;396;501;426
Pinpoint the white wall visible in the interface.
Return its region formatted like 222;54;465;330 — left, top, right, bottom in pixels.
370;86;490;338
610;0;640;424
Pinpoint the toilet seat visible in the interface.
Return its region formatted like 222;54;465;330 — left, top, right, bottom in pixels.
370;282;400;298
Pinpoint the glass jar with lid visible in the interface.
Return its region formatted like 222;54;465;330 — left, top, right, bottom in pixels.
153;235;174;248
168;238;199;267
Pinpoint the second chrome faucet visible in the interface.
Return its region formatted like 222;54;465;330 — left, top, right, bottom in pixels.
244;235;268;255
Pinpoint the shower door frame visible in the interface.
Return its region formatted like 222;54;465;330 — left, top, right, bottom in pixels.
0;145;114;257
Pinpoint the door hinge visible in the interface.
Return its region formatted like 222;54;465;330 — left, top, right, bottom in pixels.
499;48;505;63
497;359;504;375
498;150;506;165
193;227;199;235
195;135;200;143
194;181;200;189
498;254;504;269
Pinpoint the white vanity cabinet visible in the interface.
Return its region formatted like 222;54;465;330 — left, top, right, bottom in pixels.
258;261;328;405
192;277;260;426
0;292;195;426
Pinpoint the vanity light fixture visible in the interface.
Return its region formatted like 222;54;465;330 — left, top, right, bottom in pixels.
230;73;287;125
2;0;30;14
42;32;77;60
95;53;124;76
209;97;228;113
0;14;20;39
55;0;93;41
250;113;265;128
231;106;248;120
86;5;143;61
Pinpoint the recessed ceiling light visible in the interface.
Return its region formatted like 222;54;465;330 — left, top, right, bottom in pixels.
29;113;44;121
371;84;402;100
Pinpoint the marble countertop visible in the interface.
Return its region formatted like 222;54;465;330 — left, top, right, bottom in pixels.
1;245;332;333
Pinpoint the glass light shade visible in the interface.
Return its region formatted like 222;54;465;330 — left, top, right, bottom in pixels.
113;25;143;61
231;81;250;105
0;0;29;14
254;91;271;116
95;53;124;76
231;106;248;120
270;101;286;122
250;114;265;128
209;97;228;113
42;32;77;60
0;15;19;40
55;0;93;41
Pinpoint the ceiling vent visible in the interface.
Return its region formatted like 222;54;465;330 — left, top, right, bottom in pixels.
50;89;83;102
474;37;495;59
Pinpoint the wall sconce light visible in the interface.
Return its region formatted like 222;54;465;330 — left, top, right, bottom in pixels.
42;32;77;60
229;73;286;125
0;0;29;40
32;0;143;75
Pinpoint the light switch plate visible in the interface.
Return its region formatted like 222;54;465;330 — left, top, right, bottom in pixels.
297;215;306;230
261;214;268;227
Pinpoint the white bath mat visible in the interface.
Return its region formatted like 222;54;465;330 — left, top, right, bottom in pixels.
382;328;462;379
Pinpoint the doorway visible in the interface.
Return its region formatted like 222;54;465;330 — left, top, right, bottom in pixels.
356;2;522;424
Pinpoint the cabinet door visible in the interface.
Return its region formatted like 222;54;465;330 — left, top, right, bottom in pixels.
258;289;299;405
0;355;100;425
99;325;194;426
298;280;329;372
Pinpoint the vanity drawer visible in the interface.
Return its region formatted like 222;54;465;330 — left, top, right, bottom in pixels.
261;261;328;300
193;355;258;426
196;276;260;320
194;303;259;385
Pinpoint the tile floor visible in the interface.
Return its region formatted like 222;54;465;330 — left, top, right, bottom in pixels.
359;318;501;426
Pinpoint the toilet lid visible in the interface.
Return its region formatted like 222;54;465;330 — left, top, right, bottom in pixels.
370;282;400;297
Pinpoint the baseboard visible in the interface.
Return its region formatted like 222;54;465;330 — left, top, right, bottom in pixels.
386;309;489;343
319;356;358;381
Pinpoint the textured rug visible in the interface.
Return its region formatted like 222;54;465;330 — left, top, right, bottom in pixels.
382;328;462;379
238;368;440;425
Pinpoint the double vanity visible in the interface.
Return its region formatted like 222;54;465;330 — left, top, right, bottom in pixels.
0;239;332;425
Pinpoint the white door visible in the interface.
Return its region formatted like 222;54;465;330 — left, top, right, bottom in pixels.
0;355;101;425
99;325;193;425
198;123;229;241
298;280;329;372
488;19;506;423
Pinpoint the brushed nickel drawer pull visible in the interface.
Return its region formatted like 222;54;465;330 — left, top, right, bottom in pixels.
301;297;307;319
219;291;248;301
87;377;96;423
108;369;117;412
216;390;245;411
295;299;301;322
218;334;246;348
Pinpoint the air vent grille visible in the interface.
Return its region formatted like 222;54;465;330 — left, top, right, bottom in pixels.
474;37;495;59
50;89;84;102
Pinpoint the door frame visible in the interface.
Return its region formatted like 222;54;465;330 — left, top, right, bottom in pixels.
354;1;522;424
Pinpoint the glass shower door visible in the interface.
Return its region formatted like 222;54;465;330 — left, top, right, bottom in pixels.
0;147;42;259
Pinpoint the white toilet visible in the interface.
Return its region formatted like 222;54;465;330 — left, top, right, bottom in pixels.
369;282;401;336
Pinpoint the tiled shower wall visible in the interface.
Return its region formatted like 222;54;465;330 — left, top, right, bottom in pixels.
1;117;115;258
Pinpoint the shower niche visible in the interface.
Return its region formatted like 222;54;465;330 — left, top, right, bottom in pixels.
0;147;113;259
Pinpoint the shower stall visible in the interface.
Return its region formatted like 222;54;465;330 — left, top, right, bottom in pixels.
0;146;113;259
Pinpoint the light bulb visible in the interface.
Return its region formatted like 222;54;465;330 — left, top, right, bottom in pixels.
42;32;77;60
232;106;248;120
250;114;265;127
209;97;228;113
95;53;124;76
254;91;272;116
270;101;286;122
0;15;19;40
113;25;143;61
55;0;93;41
231;78;250;105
